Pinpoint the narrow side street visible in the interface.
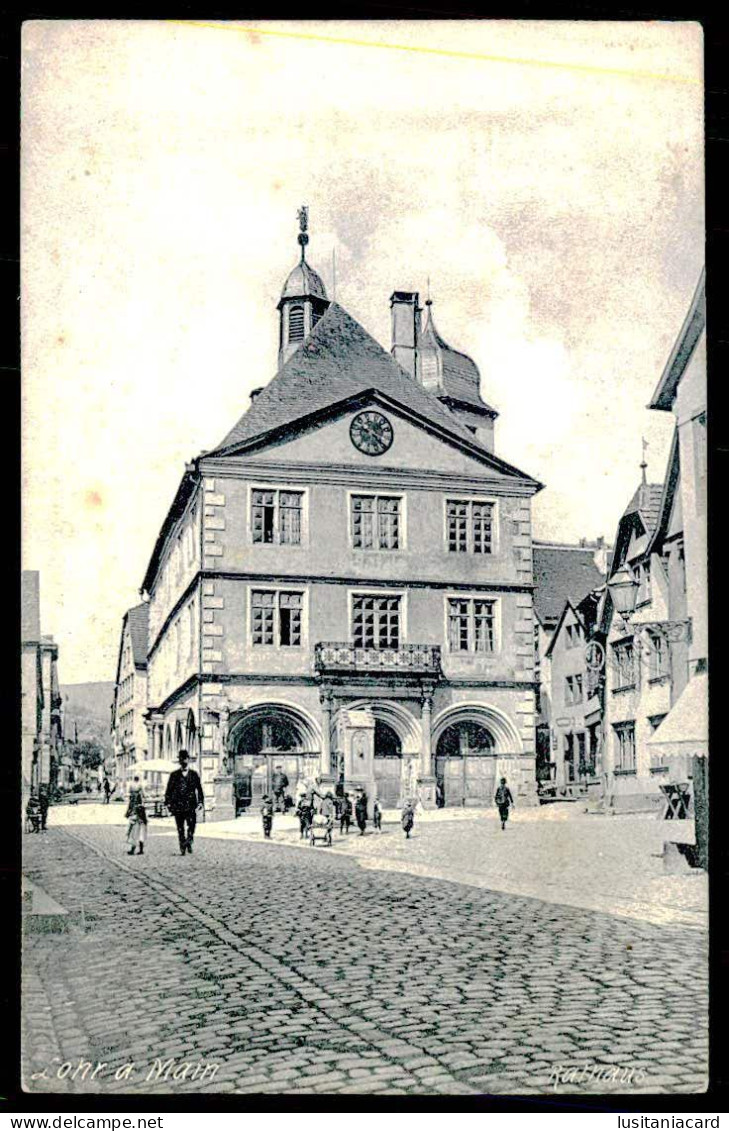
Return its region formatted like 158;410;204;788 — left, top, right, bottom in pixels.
22;816;708;1096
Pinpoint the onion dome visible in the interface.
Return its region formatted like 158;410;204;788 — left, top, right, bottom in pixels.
280;259;328;303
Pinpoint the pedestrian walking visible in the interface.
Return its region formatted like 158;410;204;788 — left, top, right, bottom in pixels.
296;794;312;839
261;794;274;838
354;791;368;836
164;750;204;856
103;776;111;805
339;793;352;835
125;776;148;855
320;791;335;820
401;799;415;839
494;777;515;830
38;783;50;831
372;799;382;832
271;764;289;812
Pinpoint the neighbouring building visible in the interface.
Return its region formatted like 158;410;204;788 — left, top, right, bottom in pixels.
644;270;707;778
111;602;150;793
21;571;63;796
542;589;604;793
532;542;607;784
601;270;706;811
601;476;670;810
139;210;543;818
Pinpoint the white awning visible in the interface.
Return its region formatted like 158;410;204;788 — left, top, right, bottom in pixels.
646;672;708;757
127;759;178;774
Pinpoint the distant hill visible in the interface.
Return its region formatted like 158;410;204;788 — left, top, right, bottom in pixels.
60;681;115;753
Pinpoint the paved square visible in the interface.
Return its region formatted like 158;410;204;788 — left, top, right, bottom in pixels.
22;810;708;1096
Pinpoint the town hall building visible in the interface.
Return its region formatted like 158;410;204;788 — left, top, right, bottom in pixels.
139;210;543;818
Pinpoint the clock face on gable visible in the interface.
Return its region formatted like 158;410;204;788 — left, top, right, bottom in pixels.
349;411;394;456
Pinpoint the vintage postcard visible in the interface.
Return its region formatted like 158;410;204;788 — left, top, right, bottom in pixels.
20;20;707;1099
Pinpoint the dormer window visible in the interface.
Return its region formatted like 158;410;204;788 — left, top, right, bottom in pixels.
289;305;305;342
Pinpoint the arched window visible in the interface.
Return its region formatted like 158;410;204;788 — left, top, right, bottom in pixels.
288;305;305;342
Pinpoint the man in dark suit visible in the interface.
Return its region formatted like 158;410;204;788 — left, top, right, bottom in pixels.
164;750;204;855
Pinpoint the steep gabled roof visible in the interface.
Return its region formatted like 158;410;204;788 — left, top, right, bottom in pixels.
209;303;526;478
609;481;664;576
127;603;150;669
646;430;682;558
621;482;664;535
533;545;606;626
648;268;706;412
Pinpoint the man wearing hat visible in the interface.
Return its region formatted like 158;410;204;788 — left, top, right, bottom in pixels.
164;750;205;855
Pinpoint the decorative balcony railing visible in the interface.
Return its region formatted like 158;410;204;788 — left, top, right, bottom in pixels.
315;642;442;677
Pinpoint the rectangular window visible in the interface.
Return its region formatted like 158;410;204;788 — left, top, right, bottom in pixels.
279;492;302;545
447;500;493;554
648;631;669;680
565;624;583;649
251;590;303;647
565;674;583;705
352;594;400;650
447;598;496;653
251;489;303;545
614;722;636;772
351;495;401;550
612;640;636;690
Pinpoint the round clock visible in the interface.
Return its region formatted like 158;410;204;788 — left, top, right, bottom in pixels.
349;411;394;456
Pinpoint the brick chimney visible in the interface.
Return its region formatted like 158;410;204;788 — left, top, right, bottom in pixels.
390;292;421;379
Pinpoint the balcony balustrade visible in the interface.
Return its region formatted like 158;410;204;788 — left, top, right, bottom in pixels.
315;642;442;677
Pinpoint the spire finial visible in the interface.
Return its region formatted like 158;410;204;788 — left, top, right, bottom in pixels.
640;436;648;485
426;275;432;306
297;204;309;261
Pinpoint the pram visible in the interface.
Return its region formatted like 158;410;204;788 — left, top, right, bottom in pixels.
309;812;333;847
25;800;41;833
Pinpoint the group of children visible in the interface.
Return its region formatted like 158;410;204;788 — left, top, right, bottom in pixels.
260;785;417;843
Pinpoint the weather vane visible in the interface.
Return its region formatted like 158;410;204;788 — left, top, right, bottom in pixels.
297;205;309;256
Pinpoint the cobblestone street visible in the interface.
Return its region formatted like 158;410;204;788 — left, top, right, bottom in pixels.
22;816;708;1097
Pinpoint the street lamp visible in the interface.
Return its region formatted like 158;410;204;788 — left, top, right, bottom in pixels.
607;565;638;624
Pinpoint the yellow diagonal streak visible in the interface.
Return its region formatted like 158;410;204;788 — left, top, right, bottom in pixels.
171;20;701;86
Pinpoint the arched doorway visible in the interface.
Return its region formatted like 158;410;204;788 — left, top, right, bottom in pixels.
374;720;402;807
435;721;496;807
229;707;311;813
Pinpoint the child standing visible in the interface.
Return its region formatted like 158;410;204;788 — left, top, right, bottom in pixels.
372;799;382;832
261;794;274;839
354;791;368;836
401;799;415;839
340;793;352;835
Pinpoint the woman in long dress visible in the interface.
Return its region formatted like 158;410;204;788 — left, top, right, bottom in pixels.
125;776;148;855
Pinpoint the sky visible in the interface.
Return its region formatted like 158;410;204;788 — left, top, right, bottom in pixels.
21;20;704;684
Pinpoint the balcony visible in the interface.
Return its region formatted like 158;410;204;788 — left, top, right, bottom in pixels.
315;642;442;678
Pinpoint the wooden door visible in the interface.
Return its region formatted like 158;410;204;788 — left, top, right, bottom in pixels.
436;756;465;807
374;756;402;808
464;756;496;806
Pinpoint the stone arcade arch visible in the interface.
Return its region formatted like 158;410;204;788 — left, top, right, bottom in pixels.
332;700;421;809
226;702;321;813
432;704;523;808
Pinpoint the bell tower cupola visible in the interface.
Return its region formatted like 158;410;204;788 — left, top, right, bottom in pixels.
277;205;329;367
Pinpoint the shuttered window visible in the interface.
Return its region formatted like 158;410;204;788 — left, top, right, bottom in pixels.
288;305;305;342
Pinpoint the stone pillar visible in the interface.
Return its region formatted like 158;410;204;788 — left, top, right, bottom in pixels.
418;692;437;809
210;705;235;822
145;717;156;760
338;708;376;804
320;691;333;778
